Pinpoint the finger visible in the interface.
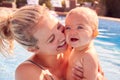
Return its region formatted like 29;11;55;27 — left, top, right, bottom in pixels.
73;76;82;80
74;64;83;71
74;66;83;73
72;66;83;79
72;65;83;76
72;70;83;79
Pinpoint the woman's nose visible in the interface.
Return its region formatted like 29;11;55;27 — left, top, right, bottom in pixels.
60;26;65;34
57;30;65;41
57;24;65;33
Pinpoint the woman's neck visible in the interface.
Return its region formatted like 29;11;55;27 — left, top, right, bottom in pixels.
31;54;61;69
31;53;64;78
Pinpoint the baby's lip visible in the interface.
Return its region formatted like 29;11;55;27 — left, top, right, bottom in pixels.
70;38;79;42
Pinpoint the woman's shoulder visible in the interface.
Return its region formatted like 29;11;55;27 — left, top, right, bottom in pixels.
15;61;43;80
16;60;43;72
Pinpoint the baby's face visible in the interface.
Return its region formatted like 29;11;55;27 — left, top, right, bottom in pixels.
65;13;93;48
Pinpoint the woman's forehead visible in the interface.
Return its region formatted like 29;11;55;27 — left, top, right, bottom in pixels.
34;17;59;35
32;13;60;39
38;14;58;29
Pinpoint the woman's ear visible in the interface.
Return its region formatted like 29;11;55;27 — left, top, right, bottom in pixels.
27;46;39;53
92;30;99;38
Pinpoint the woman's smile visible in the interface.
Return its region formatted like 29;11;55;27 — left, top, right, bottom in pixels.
57;40;67;52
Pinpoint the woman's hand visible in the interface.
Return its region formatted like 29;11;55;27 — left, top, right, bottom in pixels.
72;64;83;80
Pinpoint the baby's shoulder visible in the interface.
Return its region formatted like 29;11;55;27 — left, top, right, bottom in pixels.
82;51;98;60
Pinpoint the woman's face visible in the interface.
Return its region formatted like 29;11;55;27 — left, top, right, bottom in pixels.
33;14;67;55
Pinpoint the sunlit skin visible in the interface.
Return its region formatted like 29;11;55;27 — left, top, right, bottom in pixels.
16;12;68;80
33;14;67;55
65;7;105;80
65;12;93;48
0;6;86;80
0;6;105;80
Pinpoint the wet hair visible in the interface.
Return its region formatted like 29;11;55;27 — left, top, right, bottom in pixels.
0;6;49;55
65;7;98;31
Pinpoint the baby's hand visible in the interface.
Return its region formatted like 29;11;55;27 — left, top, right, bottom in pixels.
97;72;107;80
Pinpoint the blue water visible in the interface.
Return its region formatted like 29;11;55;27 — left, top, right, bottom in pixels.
95;18;120;80
0;17;120;80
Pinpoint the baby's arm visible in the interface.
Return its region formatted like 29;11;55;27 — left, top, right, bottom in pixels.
81;53;98;80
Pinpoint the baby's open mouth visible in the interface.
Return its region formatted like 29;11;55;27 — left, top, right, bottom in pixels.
70;38;79;42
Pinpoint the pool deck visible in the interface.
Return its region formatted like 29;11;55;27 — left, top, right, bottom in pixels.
56;11;120;22
0;7;120;22
56;11;68;16
99;16;120;22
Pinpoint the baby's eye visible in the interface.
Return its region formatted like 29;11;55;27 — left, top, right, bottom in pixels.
48;34;55;43
65;26;71;30
77;26;83;29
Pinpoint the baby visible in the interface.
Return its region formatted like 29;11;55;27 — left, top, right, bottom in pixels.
65;7;105;80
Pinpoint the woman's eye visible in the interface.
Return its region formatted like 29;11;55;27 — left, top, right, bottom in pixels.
77;26;83;29
65;27;71;30
48;35;55;43
57;22;65;33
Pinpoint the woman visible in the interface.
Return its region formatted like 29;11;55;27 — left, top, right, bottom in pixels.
0;5;77;80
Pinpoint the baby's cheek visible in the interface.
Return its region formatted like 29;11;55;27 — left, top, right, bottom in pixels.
65;31;68;37
66;35;70;44
80;34;91;44
85;30;93;37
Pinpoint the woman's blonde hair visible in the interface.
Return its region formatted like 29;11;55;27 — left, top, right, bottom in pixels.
0;5;49;55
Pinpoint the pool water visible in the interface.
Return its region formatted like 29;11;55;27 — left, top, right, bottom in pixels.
95;18;120;80
0;17;120;80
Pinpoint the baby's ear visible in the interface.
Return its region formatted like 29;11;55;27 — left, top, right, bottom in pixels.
92;30;99;38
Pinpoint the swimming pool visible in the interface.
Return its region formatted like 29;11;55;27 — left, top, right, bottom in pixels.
0;16;120;80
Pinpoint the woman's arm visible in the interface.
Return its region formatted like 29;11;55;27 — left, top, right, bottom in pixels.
72;63;106;80
72;64;83;80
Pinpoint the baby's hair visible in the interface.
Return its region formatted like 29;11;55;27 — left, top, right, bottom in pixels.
0;5;49;55
65;7;99;38
66;7;98;31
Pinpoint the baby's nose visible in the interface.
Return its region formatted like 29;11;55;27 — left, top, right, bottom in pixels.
70;30;78;36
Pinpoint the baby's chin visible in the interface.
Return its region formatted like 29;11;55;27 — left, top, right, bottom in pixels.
69;42;88;48
69;43;80;48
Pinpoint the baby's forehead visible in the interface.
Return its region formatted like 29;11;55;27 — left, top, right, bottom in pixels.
67;7;98;29
70;8;95;17
68;9;93;23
